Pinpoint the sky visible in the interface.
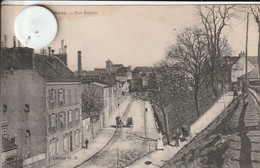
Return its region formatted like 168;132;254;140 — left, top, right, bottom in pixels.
1;5;259;71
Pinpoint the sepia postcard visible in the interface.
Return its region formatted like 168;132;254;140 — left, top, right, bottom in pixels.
1;2;260;168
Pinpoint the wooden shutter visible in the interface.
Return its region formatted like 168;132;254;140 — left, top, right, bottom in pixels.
55;113;58;131
57;113;60;130
56;138;59;154
67;110;70;127
54;89;57;108
63;89;66;105
64;111;66;128
49;115;51;133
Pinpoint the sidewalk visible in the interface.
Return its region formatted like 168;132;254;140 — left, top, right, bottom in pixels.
127;92;234;168
48;96;132;168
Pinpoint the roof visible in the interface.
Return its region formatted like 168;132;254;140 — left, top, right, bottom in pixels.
113;64;123;67
248;56;258;66
34;54;80;82
1;47;80;82
83;72;117;85
1;47;34;70
132;66;153;73
94;68;106;72
237;68;260;79
92;82;111;88
2;137;18;152
116;66;131;75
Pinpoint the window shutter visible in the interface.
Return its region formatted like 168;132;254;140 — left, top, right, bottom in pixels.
57;138;59;154
49;115;51;132
67;110;70;127
58;89;60;107
55;113;58;131
57;113;60;130
48;90;50;108
54;89;57;108
64;111;66;128
63;89;66;105
73;110;75;124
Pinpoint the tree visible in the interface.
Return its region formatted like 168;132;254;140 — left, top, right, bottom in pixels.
198;5;234;98
145;68;175;144
81;87;103;121
166;27;208;118
249;5;260;76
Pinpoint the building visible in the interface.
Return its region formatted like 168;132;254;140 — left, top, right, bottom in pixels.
106;59;123;73
230;52;256;83
237;68;260;88
116;66;132;82
81;81;120;128
1;137;18;168
131;66;153;91
1;42;82;167
122;81;130;93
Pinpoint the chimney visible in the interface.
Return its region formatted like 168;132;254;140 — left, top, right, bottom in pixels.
32;53;35;69
18;40;21;47
13;36;16;48
61;40;64;53
64;45;67;54
51;49;55;57
48;47;51;57
78;51;82;77
4;35;7;47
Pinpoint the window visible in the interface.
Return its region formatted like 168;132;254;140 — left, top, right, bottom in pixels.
58;88;65;107
49;114;56;132
68;89;72;105
3;105;7;112
68;110;72;126
24;104;29;112
75;108;79;122
63;134;69;151
24;130;31;145
60;111;66;129
49;89;57;109
74;130;80;146
25;130;31;137
50;138;58;157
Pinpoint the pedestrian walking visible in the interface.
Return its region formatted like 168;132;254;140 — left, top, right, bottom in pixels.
85;139;89;149
175;128;180;147
156;132;164;150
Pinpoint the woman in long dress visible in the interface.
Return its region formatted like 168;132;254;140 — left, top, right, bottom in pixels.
157;132;164;150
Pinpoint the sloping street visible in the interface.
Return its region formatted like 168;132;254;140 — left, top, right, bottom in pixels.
77;99;158;168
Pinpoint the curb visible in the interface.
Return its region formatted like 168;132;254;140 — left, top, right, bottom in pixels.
74;128;117;168
74;98;133;168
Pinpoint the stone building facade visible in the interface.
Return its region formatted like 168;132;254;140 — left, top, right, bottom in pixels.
1;45;82;167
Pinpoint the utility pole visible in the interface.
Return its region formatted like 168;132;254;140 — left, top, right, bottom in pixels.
245;12;249;83
117;146;119;168
144;107;147;143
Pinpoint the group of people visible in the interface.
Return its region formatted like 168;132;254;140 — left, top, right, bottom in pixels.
156;127;190;150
